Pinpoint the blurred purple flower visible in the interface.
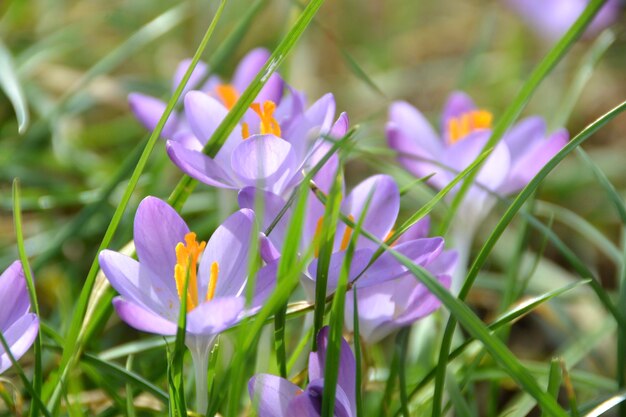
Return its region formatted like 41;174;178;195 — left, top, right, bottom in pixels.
239;174;447;296
506;0;622;41
387;91;568;233
249;326;356;417
0;261;39;374
344;218;456;344
129;48;284;139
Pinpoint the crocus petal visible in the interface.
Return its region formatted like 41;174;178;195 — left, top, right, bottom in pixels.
186;296;245;335
248;374;301;417
128;93;179;138
501;128;568;195
259;234;281;264
388;101;442;157
166;140;237;189
183;91;240;166
171;59;209;95
427;250;459;277
440;91;477;139
250;260;279;311
284;93;336;161
197;209;255;298
284;392;321;417
133;197;190;286
231;135;298;194
0;313;39;375
238;187;290;252
393;274;451;327
298;380;354;417
344;287;396;343
99;250;179;318
0;261;30;331
331;112;350;138
357;237;445;287
501;116;547;160
232;48;284;105
306;248;374;295
395;217;431;244
112;297;177;336
341;175;399;249
308;327;356;413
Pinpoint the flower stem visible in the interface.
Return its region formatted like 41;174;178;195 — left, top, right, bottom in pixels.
187;336;214;416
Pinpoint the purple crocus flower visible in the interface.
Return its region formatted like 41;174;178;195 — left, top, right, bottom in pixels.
344;218;457;344
0;261;39;374
98;196;277;412
239;174;446;295
249;326;356;417
166;87;347;196
129;48;284;139
505;0;622;41
387;91;568;292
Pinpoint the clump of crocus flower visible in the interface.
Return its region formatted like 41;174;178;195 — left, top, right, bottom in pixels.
344;217;457;344
505;0;622;41
0;261;39;375
240;174;448;299
129;48;283;139
249;326;356;416
386;91;568;292
98;196;277;412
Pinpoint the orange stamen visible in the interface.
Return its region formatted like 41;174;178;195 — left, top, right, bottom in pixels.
214;84;239;110
173;232;206;312
339;215;355;251
447;110;493;144
250;101;282;137
241;122;250;139
206;262;219;301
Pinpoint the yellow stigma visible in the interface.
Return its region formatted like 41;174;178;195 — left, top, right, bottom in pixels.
339;215;356;251
447;110;493;144
242;100;282;139
206;261;219;301
174;232;207;312
214;84;239;110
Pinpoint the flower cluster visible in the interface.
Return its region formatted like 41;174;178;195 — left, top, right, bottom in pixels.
93;45;573;413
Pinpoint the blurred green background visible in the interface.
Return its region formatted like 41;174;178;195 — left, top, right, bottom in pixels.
0;0;625;414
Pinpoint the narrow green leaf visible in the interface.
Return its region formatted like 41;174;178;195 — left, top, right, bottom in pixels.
352;287;363;417
0;40;29;134
12;179;42;417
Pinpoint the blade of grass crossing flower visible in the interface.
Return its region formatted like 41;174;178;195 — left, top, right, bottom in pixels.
322;180;366;417
0;333;52;417
168;261;190;417
0;41;29;134
352;287;363;417
45;3;227;412
433;100;626;417
314;166;344;352
12;179;43;417
287;325;315;374
244;189;313;417
440;0;609;235
445;369;474;417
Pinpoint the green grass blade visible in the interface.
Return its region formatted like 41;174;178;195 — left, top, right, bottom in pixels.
0;40;30;134
322;177;366;417
12;179;43;417
314;166;344;352
352;287;363;417
125;356;136;417
396;328;411;417
45;3;227;411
